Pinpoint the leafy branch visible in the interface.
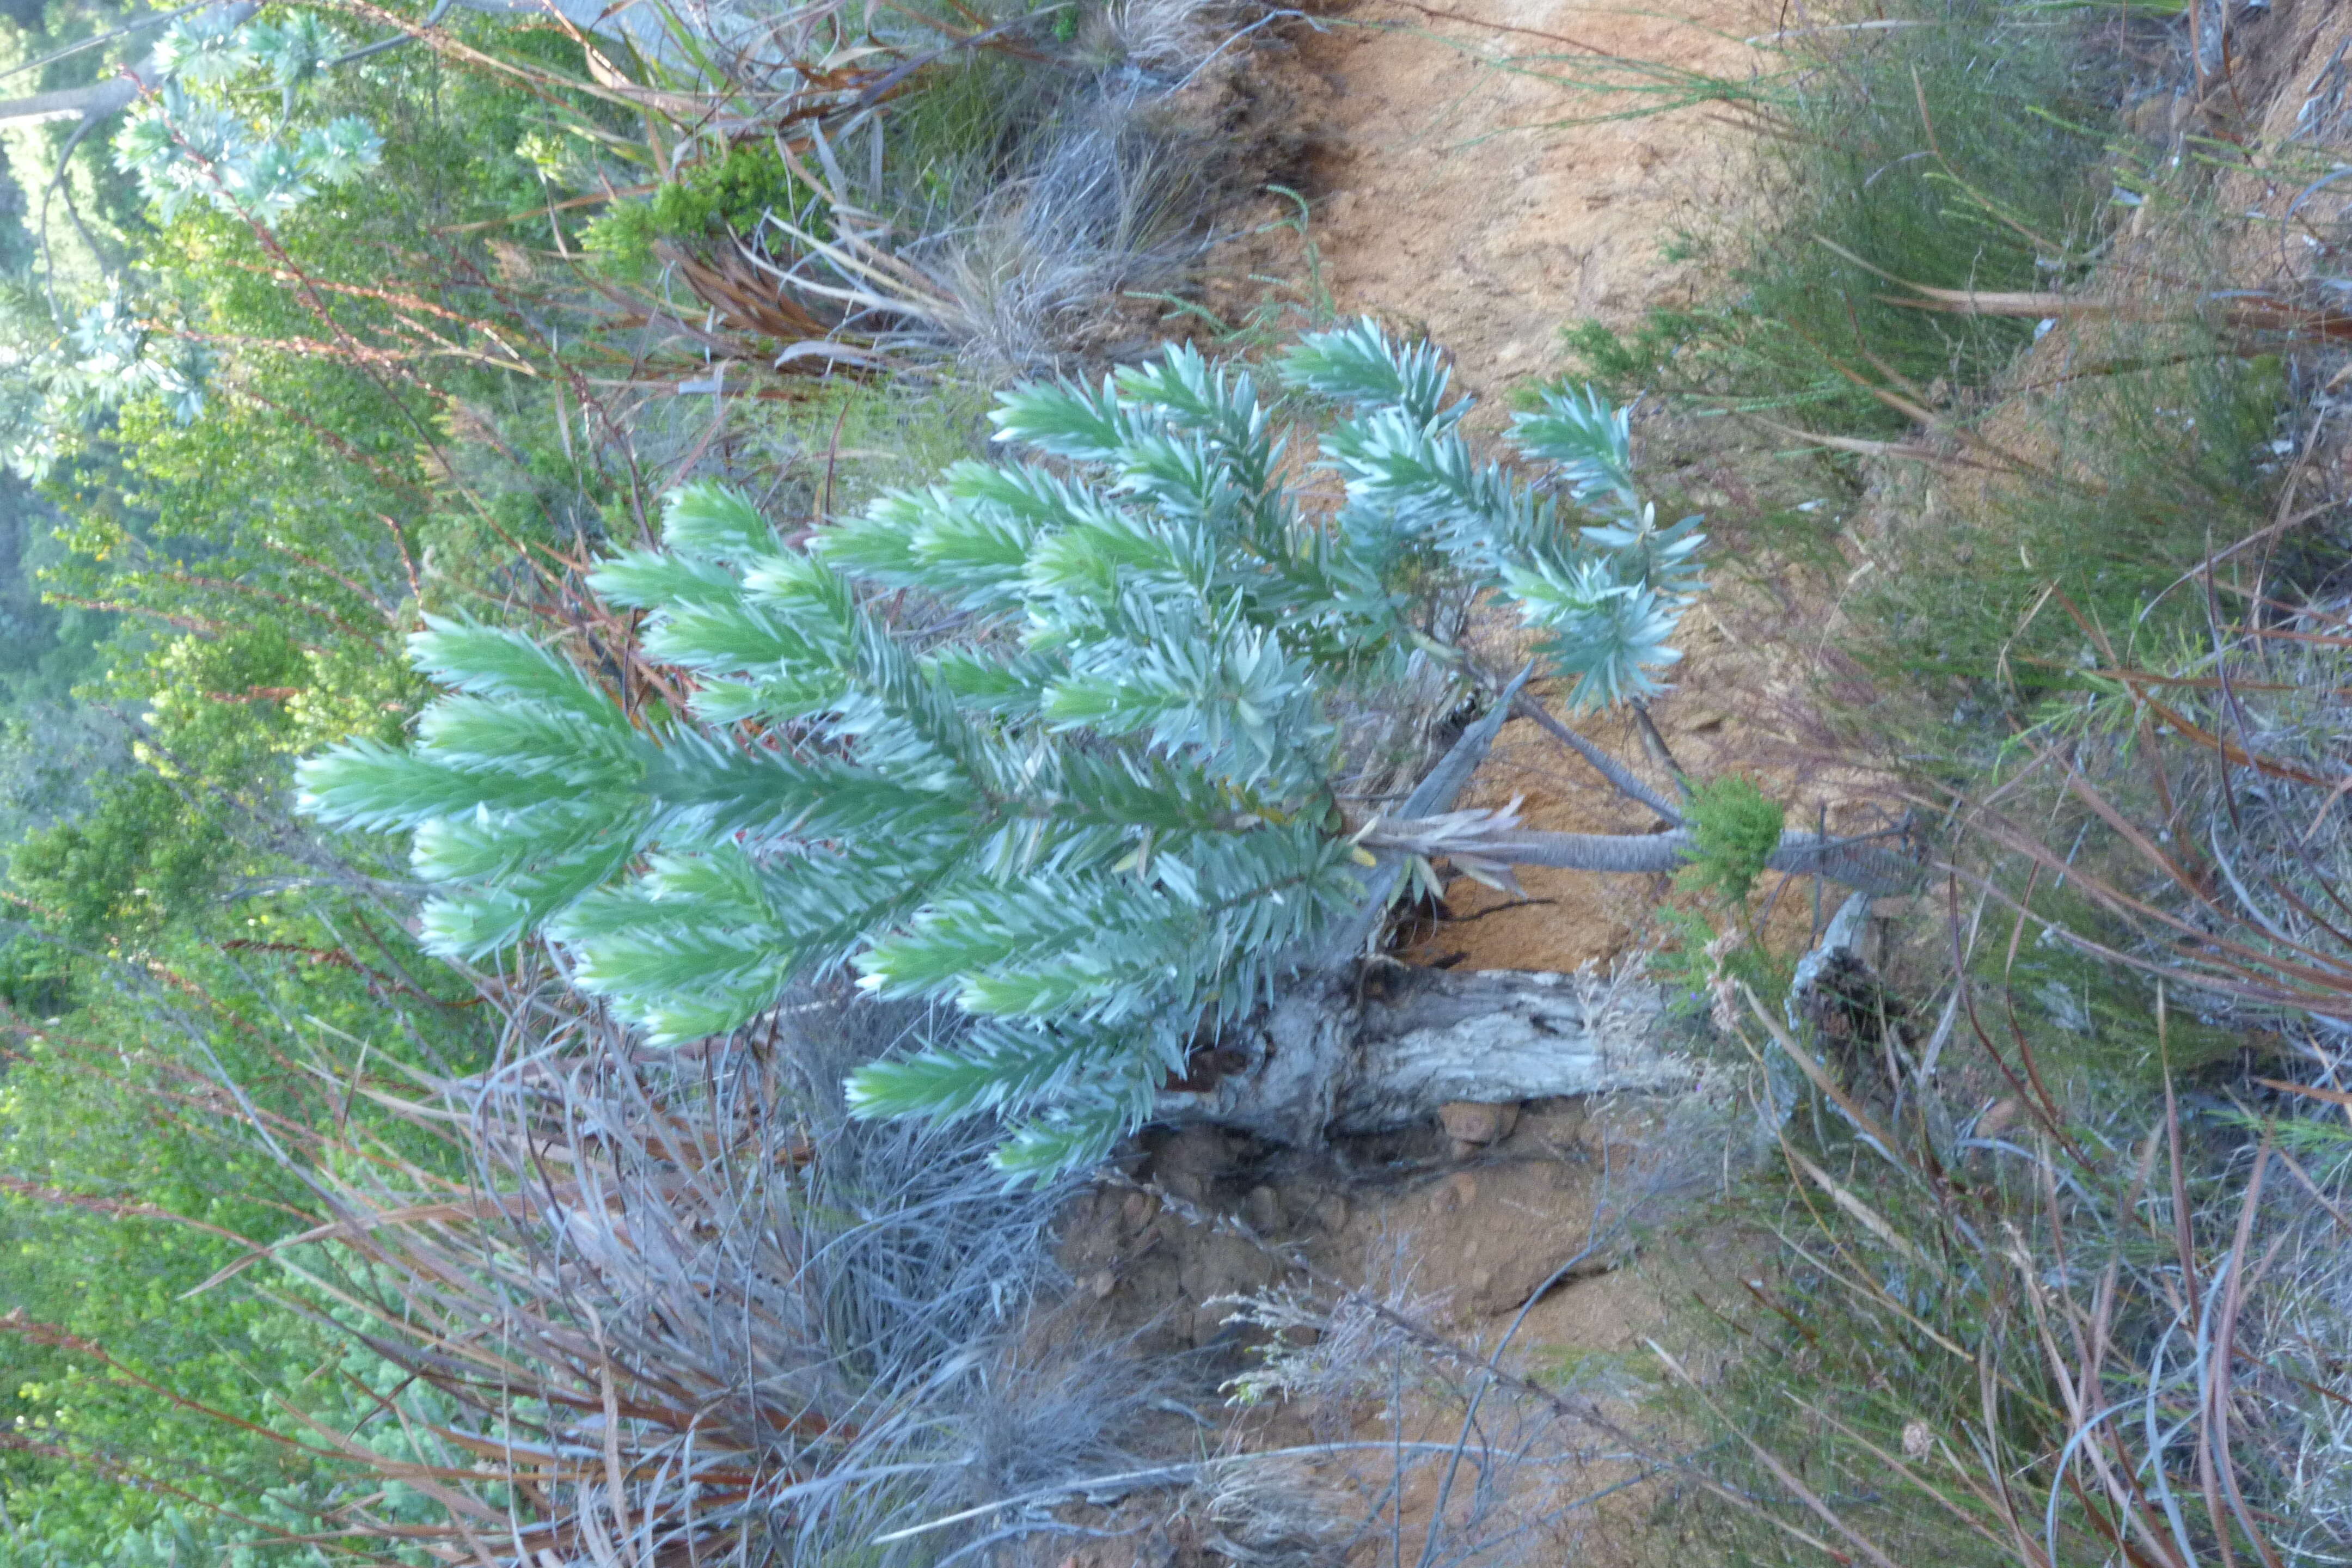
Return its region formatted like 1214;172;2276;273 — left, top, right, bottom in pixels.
298;320;1913;1177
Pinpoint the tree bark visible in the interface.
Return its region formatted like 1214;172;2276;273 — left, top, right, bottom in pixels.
0;78;142;130
1337;966;1680;1130
1481;826;1918;895
1158;967;1685;1144
0;2;255;133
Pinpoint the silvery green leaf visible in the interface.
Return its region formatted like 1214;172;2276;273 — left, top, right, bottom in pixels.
1281;316;1458;428
299;118;384;186
224;138;313;218
251;14;340;91
1511;383;1638;520
154;12;258;86
113;110;179;180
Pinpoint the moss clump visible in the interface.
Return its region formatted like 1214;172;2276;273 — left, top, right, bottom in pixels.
585;142;827;277
1676;774;1786;907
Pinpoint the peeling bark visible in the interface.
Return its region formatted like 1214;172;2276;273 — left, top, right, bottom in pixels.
1159;968;1685;1144
1336;967;1681;1130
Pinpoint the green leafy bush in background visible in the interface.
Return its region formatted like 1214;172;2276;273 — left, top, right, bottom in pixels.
584;141;830;277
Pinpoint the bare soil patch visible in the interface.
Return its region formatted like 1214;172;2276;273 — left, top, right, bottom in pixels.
1056;5;1892;1557
1296;0;1759;401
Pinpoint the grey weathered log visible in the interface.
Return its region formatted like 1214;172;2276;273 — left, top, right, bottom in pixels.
1333;967;1682;1131
1159;968;1683;1144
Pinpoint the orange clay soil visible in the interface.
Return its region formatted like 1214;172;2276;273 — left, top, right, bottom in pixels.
1296;0;1756;406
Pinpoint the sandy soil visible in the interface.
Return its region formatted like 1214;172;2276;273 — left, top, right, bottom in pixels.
1295;0;1758;403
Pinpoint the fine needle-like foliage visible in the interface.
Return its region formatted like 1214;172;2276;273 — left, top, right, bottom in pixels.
295;320;1706;1177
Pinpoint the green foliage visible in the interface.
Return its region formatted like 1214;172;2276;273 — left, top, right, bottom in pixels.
0;480;108;708
1674;774;1784;906
1555;309;1707;400
1649;903;1792;1019
0;919;490;1567
1557;1;2118;431
1542;1;2287;765
298;321;1705;1177
1852;341;2284;710
1953;875;2245;1097
7;773;233;940
585;140;829;276
0;44;579;1545
1649;777;1791;1024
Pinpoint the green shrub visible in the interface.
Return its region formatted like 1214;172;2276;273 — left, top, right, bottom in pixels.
584;141;829;276
1853;340;2285;706
1559;0;2120;432
7;773;231;940
297;321;1709;1177
1675;774;1785;906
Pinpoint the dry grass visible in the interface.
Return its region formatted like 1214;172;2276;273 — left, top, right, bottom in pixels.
1648;552;2352;1568
169;981;1174;1565
600;0;1284;384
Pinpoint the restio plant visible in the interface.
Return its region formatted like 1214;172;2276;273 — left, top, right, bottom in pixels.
296;320;1706;1176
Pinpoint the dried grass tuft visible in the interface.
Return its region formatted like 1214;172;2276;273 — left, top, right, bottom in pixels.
225;982;1167;1566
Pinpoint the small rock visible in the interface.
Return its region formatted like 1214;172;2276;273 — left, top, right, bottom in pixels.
1313;1192;1350;1233
1089;1269;1117;1300
1153;1124;1232;1205
1438;1100;1522;1147
1431;1170;1478;1214
1120;1190;1160;1232
1162;1171;1208;1205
